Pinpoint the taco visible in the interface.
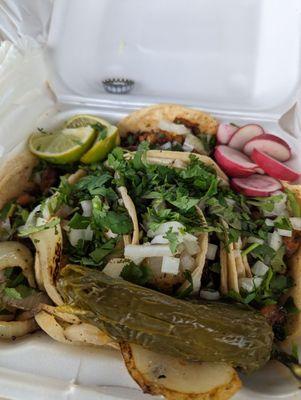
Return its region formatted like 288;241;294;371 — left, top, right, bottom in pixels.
216;183;301;343
0;146;51;338
118;104;218;155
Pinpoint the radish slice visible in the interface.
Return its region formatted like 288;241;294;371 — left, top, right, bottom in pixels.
228;124;264;150
231;174;282;197
214;145;258;177
243;134;291;161
251;149;300;182
217;124;237;144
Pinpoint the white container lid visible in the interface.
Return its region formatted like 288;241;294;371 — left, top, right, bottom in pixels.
47;0;301;117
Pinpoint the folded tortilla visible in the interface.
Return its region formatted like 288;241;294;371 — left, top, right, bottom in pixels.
145;149;229;182
118;104;218;155
118;104;218;135
0;148;37;209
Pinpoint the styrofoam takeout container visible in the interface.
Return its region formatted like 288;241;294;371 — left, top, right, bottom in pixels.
0;0;301;399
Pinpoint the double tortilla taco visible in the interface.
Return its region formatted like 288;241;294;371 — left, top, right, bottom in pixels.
0;111;300;399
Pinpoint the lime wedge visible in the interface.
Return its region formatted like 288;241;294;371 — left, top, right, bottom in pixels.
29;126;96;164
65;114;111;129
80;125;119;164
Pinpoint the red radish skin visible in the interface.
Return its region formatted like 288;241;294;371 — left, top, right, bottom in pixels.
243;134;291;161
231;174;282;197
217;124;237;144
228;124;264;150
214;145;258;177
251;149;300;182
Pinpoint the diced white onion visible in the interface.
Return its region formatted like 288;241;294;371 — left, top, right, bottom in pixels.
206;243;218;260
161;256;180;275
247;236;264;245
253;277;263;288
183;232;198;242
151;235;169;245
252;261;269;277
289;217;301;230
182;137;194;152
199;290;220;301
68;226;93;247
268;231;282;251
102;259;126;278
180;251;195;270
160;142;172;150
147;221;185;238
105;229;118;239
277;228;292;237
158;120;190;135
183;238;200;256
265;218;275;227
80;200;92;217
239;277;263;292
239;278;254;292
125;244;172;258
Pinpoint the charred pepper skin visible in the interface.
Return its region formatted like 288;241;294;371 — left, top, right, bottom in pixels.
58;265;274;373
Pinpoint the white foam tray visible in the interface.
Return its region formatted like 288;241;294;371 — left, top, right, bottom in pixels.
0;1;301;399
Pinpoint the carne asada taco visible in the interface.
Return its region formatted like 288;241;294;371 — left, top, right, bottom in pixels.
118;104;218;154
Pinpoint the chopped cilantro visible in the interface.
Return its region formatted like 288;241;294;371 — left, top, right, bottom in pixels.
274;216;292;230
4;287;22;299
75;173;112;196
103;211;133;234
120;262;152;285
177;270;193;298
197;133;216;154
270;246;286;273
68;213;90;229
89;239;117;264
270;275;293;292
164;228;180;254
241;243;260;257
247;194;284;213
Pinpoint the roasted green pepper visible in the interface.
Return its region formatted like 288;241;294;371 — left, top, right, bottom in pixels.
58;264;274;373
